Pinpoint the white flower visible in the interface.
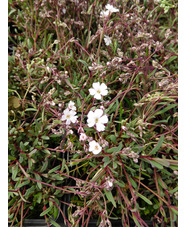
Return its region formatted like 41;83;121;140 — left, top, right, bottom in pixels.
62;8;66;14
79;133;88;141
100;10;109;18
61;109;77;125
105;4;119;13
104;35;112;46
68;101;76;111
89;82;108;100
89;140;102;155
87;109;108;132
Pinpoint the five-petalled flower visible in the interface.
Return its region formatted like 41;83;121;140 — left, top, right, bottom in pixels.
87;109;108;132
89;82;108;100
61;109;77;125
79;133;88;141
89;140;102;155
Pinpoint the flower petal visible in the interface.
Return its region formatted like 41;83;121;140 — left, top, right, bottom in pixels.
94;109;103;118
87;110;94;118
89;88;96;95
94;93;102;100
99;115;108;124
100;83;107;90
87;120;95;127
71;116;78;123
92;82;100;90
63;108;70;115
101;88;108;96
61;115;66;121
66;119;71;125
89;141;96;151
96;123;105;132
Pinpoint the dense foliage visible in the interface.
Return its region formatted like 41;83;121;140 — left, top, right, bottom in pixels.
8;0;178;226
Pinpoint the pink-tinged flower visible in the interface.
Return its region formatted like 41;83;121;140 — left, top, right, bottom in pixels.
89;140;102;155
68;101;76;111
104;35;112;46
89;82;108;100
79;133;88;141
87;109;108;132
61;109;77;125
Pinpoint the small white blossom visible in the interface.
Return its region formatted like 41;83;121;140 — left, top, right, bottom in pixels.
68;101;76;111
87;109;108;132
89;140;102;155
108;180;113;187
100;10;109;18
61;109;77;125
79;133;88;141
89;82;108;100
104;35;112;46
62;8;66;14
105;4;119;13
121;126;127;131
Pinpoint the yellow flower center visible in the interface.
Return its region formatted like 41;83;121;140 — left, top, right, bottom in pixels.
97;90;101;94
95;118;99;123
95;145;99;150
66;115;70;118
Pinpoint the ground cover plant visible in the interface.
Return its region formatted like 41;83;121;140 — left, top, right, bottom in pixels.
8;0;178;226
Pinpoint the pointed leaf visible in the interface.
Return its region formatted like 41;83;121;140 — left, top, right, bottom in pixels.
136;192;153;205
149;135;164;155
104;189;116;208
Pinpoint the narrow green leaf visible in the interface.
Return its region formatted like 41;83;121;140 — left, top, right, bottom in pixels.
34;174;42;189
163;56;177;66
107;142;123;153
115;180;125;188
20;141;25;151
168;187;178;194
148;104;177;120
12;164;18;181
61;159;66;172
17;180;30;188
40;160;48;172
49;219;61;227
149;160;163;169
108;135;117;144
128;176;137;189
49;165;61;174
151;158;170;167
149;135;164;155
104;189;116;208
136;192;153;205
41;135;50;140
132;214;141;227
8;155;16;161
103;156;110;162
25;108;37;112
170;206;178;215
40;206;53;216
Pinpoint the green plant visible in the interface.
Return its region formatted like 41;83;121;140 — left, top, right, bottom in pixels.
9;0;178;226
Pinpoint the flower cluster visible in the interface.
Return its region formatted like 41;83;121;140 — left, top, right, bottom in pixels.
61;82;109;155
